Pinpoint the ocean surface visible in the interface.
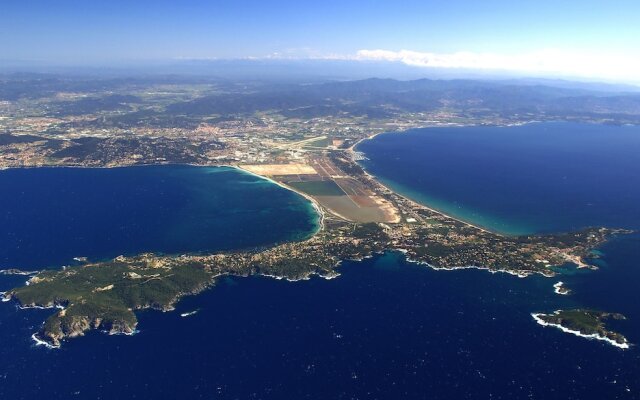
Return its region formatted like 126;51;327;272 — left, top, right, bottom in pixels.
358;122;640;235
0;165;319;269
1;123;639;399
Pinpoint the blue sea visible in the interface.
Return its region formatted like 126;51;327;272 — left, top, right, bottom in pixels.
0;165;319;269
358;122;640;235
1;123;639;399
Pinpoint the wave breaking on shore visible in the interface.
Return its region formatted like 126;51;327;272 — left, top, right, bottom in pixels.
531;312;630;350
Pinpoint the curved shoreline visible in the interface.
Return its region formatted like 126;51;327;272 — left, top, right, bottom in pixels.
531;312;630;350
0;164;323;272
350;133;497;235
0;269;39;276
233;165;325;234
28;163;327;236
31;333;60;349
553;281;571;295
1;139;629;350
400;251;541;278
0;150;517;238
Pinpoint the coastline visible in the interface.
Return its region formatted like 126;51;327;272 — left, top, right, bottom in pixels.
0;138;611;281
233;165;326;234
350;131;497;236
0;139;600;275
400;251;544;278
1;142;627;348
531;312;630;350
0;130;518;238
553;281;571;295
31;333;60;349
0;164;323;272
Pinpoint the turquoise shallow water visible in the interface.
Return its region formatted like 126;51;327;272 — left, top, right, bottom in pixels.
358;122;640;235
1;124;640;399
0;165;319;269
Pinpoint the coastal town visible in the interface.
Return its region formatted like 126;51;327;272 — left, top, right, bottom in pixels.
4;2;640;398
2;130;629;347
0;77;633;348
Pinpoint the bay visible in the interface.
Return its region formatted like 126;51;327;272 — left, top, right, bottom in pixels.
0;165;319;269
1;123;640;399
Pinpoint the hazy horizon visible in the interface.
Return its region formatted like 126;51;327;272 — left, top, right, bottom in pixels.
2;0;640;84
2;59;640;93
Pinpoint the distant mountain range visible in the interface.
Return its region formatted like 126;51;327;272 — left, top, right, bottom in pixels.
2;71;640;125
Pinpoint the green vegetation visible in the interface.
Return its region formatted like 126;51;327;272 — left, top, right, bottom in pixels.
2;219;392;347
3;214;625;347
534;309;629;347
302;137;330;149
288;180;346;196
1;73;637;351
7;256;215;347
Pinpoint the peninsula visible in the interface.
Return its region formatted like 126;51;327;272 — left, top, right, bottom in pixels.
2;149;629;347
0;76;634;348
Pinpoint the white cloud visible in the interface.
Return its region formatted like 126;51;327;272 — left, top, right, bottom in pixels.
355;49;640;84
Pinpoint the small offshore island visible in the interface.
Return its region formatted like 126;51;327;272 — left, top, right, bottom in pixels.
532;310;630;349
553;281;572;295
1;76;637;349
1;148;632;348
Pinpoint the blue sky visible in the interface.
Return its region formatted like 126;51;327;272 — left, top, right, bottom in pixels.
2;0;639;82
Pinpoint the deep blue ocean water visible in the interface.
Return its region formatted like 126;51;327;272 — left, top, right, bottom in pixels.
0;165;318;269
1;124;639;399
358;122;640;235
1;250;638;399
